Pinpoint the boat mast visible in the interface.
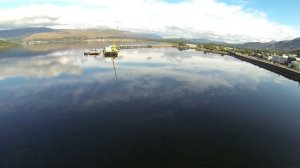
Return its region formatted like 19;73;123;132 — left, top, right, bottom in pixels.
113;26;118;47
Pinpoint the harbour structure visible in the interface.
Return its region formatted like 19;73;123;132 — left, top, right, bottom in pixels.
103;41;119;57
104;28;119;57
84;48;102;56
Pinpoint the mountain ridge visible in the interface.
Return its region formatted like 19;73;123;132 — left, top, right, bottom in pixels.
0;27;163;41
0;27;54;39
237;38;300;51
1;27;300;52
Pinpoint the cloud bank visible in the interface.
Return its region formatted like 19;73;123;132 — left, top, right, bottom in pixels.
0;0;299;42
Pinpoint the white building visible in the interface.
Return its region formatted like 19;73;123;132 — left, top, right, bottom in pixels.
290;61;300;70
187;44;197;48
268;56;273;61
288;54;298;57
271;55;288;64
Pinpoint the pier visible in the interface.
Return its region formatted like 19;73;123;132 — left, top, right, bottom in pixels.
116;45;152;50
84;45;172;56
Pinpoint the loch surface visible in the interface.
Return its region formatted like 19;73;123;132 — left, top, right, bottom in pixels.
0;45;300;167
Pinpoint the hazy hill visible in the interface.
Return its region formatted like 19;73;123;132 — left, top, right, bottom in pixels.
138;33;163;40
0;27;163;42
0;27;54;40
23;29;161;41
162;38;220;44
237;38;300;51
5;27;300;52
0;40;16;47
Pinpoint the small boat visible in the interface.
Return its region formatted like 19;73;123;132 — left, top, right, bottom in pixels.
104;45;118;57
103;38;119;57
84;49;101;56
84;30;119;57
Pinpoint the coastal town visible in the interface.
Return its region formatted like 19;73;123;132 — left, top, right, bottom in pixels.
178;43;300;72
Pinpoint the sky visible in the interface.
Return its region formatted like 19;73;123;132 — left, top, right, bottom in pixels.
0;0;299;43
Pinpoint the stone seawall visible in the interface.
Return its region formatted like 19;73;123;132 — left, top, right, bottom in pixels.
229;52;300;82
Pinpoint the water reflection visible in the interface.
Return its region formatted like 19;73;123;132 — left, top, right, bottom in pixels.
0;47;295;90
0;47;297;114
111;56;118;80
1;46;300;167
0;52;82;79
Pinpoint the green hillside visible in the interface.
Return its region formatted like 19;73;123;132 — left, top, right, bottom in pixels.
0;40;16;48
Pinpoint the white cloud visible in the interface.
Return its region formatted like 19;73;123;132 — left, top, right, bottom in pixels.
0;0;299;42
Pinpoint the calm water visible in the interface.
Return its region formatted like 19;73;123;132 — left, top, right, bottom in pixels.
1;44;300;167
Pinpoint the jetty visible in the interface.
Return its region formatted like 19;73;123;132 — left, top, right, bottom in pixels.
116;45;152;50
84;45;167;56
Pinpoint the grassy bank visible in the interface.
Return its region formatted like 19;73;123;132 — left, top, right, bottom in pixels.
195;47;228;55
0;40;17;48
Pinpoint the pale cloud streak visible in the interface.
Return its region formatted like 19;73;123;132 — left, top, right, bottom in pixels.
0;0;299;42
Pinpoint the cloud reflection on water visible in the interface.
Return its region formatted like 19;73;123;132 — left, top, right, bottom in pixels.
0;52;82;80
0;47;291;113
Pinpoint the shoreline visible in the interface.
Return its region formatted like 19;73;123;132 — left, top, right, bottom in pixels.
176;46;300;82
228;51;300;82
194;47;300;82
2;41;300;82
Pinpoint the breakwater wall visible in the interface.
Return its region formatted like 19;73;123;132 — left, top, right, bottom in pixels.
229;52;300;82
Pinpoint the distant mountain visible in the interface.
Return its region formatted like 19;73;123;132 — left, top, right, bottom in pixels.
0;27;163;41
138;33;163;40
189;38;224;44
0;27;54;39
237;37;300;51
22;29;161;41
163;38;222;44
